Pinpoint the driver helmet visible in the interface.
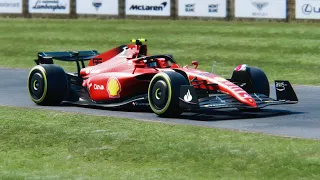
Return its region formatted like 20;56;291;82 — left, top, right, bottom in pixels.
158;58;170;68
147;61;157;68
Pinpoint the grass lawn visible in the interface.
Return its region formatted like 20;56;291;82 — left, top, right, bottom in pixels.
0;18;319;85
0;106;319;179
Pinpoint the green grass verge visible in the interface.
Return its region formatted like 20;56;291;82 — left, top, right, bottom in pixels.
0;106;319;179
0;18;319;85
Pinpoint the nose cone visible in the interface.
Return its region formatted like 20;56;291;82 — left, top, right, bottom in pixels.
244;97;257;108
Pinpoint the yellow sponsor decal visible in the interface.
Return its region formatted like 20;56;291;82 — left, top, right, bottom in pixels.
107;77;121;98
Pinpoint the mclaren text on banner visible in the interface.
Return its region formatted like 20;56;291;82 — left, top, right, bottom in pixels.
125;0;171;16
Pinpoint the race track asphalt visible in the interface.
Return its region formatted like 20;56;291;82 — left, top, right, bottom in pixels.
1;67;320;139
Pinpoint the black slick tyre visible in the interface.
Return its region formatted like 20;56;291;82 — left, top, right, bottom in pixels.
231;66;269;111
246;66;270;96
232;66;270;96
148;71;189;117
28;64;67;105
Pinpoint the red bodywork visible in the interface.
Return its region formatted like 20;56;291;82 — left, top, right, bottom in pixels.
79;43;256;107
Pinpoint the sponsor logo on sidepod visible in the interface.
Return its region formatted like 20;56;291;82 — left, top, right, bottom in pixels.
184;90;192;102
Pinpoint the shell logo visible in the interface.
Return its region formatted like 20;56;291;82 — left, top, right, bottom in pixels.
107;77;121;98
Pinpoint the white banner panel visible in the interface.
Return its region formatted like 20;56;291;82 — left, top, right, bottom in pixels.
126;0;171;16
76;0;118;15
29;0;70;14
235;0;287;19
296;0;320;19
0;0;22;13
178;0;227;17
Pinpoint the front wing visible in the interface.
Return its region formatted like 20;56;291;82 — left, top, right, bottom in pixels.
180;93;297;110
179;80;298;110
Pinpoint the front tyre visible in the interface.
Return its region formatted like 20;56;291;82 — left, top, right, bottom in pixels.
28;64;67;105
148;72;189;117
231;65;269;112
232;66;270;96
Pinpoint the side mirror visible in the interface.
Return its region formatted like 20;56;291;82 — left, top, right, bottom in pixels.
192;61;198;69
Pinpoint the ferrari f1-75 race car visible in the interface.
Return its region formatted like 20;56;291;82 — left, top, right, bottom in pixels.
28;39;298;117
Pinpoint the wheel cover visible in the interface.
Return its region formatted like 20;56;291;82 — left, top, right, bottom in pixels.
150;80;168;110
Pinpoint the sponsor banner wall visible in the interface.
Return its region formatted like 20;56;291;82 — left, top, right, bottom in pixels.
235;0;287;19
296;0;320;19
126;0;171;16
178;0;227;17
76;0;118;15
0;0;22;13
29;0;70;14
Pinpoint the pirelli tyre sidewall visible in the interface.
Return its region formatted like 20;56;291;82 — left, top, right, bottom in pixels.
148;71;188;117
28;64;67;105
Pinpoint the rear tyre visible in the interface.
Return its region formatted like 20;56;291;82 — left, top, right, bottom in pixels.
28;64;67;105
148;72;189;117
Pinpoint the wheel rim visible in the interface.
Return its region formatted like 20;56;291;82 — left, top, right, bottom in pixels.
33;80;39;90
150;80;168;110
29;71;45;101
155;88;161;100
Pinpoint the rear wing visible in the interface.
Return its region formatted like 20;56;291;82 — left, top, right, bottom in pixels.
37;50;99;62
35;50;100;76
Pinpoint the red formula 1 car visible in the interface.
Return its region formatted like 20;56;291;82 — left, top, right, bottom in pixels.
28;39;298;117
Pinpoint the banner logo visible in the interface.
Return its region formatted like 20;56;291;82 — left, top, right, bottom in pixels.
0;2;20;8
251;2;268;11
92;0;102;11
185;4;195;12
208;4;219;13
129;1;167;11
32;0;67;11
0;0;22;13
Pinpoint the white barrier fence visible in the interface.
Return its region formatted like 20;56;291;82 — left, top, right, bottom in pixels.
1;0;320;20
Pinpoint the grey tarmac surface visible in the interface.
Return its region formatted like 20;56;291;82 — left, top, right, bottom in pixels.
1;67;320;139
